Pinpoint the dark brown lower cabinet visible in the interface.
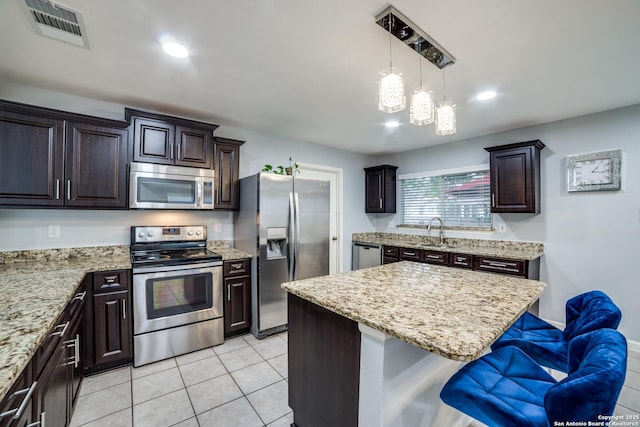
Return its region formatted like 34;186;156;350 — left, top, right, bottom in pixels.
67;308;85;410
85;270;132;374
0;362;35;427
223;259;251;337
288;293;360;427
35;343;68;427
92;290;131;367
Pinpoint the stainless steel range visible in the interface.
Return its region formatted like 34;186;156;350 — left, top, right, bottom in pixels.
130;225;223;367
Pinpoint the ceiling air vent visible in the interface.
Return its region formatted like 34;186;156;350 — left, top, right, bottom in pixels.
18;0;90;48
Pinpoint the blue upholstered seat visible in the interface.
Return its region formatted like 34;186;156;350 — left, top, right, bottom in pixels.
491;290;621;372
440;329;627;427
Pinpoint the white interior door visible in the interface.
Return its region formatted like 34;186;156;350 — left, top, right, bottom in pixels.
298;163;342;274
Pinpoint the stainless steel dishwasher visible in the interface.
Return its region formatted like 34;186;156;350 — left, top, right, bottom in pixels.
352;242;382;270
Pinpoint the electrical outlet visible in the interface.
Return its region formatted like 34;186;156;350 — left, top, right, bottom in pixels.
498;224;506;233
214;223;222;233
48;224;61;238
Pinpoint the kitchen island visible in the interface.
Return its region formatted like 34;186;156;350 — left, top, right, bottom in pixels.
282;261;546;427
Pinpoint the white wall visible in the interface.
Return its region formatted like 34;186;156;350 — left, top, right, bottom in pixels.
0;84;374;268
375;104;640;342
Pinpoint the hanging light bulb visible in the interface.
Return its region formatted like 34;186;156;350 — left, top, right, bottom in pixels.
378;14;405;113
435;68;456;135
410;57;434;125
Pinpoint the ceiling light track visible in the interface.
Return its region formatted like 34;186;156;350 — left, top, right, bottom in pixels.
375;6;455;70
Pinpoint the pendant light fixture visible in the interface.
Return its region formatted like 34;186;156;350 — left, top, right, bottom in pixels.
435;68;456;135
409;57;434;126
378;14;405;113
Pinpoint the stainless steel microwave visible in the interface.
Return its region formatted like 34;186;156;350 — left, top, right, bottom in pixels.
130;162;215;210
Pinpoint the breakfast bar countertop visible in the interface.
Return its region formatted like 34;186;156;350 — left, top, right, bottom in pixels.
0;246;132;401
282;261;546;362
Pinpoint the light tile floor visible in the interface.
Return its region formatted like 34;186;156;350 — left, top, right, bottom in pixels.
70;332;291;427
70;333;640;427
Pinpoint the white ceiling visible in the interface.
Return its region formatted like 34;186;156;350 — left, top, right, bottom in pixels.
1;0;639;155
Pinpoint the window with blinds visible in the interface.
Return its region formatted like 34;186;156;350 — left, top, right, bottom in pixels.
399;168;492;229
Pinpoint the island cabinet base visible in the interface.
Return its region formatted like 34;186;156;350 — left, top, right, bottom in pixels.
288;293;473;427
288;294;361;427
358;324;472;427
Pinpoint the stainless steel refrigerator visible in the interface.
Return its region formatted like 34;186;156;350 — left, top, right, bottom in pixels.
234;173;330;338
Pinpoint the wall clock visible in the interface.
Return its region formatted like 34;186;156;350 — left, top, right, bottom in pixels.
567;149;622;192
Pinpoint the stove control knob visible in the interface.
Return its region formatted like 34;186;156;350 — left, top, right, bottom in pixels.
147;230;155;237
195;230;202;236
187;230;194;237
137;231;145;239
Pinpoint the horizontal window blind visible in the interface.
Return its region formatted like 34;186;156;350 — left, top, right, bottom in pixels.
399;169;492;228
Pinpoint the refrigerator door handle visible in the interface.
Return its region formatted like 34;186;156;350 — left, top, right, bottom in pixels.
294;192;301;280
288;192;296;281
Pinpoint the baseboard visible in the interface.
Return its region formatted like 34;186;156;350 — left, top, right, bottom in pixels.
542;318;640;353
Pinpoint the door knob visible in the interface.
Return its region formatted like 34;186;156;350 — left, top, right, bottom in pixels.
332;236;338;241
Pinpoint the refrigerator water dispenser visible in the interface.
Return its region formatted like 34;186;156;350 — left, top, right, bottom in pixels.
266;227;288;259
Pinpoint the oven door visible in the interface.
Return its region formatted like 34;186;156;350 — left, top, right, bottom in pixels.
132;262;222;335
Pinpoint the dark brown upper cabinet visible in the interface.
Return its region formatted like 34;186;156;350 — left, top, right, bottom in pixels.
364;165;398;213
66;122;128;208
485;140;545;214
126;108;219;169
213;137;244;210
0;100;129;208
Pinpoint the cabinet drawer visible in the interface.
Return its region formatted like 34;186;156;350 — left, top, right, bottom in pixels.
474;257;526;276
451;253;473;269
93;270;129;293
68;281;88;322
383;256;399;265
422;250;449;265
0;361;34;427
35;310;69;377
400;248;421;261
383;245;399;258
224;259;251;277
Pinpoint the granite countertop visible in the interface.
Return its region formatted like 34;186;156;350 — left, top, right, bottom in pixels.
0;246;131;401
0;241;250;400
206;241;252;261
353;232;544;261
282;261;546;362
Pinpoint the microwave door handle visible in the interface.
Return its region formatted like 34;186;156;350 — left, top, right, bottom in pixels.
196;180;203;208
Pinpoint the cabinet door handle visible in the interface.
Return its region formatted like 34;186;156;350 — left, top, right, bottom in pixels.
74;291;87;301
50;321;69;338
404;252;416;256
491;193;495;207
67;180;71;200
176;143;181;160
0;381;37;420
55;179;60;200
231;263;242;270
379;198;383;209
426;254;441;259
169;142;174;160
227;284;231;301
122;299;126;320
105;275;118;284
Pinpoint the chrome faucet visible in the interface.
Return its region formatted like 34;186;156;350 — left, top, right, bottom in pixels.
427;217;445;245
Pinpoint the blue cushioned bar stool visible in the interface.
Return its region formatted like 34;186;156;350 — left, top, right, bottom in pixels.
440;329;627;427
491;290;621;372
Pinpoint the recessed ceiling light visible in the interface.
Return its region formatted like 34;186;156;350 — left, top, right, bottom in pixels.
162;42;189;58
476;91;497;101
385;120;400;128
